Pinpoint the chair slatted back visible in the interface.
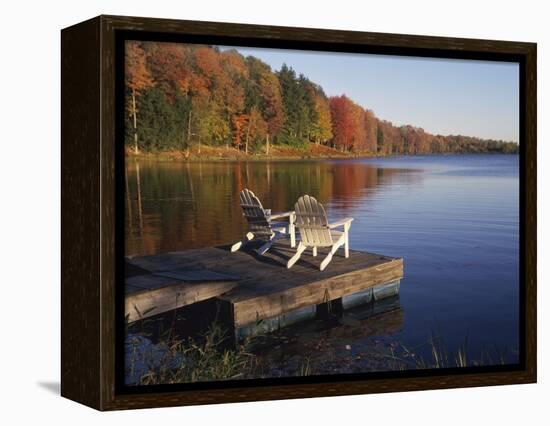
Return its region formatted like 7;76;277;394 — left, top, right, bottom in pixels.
239;189;272;236
294;195;333;247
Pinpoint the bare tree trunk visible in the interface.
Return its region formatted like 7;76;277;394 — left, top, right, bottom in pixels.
181;126;185;151
198;135;201;155
266;133;270;156
132;88;139;155
245;115;253;155
186;109;192;157
226;117;231;150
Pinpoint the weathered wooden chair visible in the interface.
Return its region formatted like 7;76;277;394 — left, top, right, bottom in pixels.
231;188;296;255
287;195;354;271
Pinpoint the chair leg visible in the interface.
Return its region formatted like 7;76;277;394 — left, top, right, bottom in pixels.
257;232;283;255
320;241;343;271
289;214;296;248
231;232;254;252
287;242;306;269
312;247;317;257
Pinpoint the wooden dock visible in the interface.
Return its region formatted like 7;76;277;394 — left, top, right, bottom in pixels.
125;240;403;337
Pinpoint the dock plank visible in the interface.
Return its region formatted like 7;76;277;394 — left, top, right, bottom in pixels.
125;239;403;328
224;258;403;327
125;280;238;322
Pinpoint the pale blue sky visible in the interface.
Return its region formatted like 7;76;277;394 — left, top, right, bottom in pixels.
220;46;519;143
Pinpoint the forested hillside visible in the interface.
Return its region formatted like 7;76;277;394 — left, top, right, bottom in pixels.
125;41;518;156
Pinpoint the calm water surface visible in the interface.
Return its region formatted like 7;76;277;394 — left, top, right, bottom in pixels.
125;154;519;367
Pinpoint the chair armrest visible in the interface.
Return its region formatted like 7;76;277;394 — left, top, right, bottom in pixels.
328;217;354;229
269;211;295;221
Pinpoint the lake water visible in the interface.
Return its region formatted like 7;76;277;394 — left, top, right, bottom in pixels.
125;154;520;370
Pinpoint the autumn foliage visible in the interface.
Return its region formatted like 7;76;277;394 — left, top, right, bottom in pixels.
125;41;518;155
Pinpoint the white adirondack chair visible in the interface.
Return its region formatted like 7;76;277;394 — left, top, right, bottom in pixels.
231;188;296;255
287;195;354;271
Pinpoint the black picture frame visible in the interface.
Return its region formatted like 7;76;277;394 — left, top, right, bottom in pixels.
61;15;536;410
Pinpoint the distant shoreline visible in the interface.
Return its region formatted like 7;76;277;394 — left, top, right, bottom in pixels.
126;144;518;162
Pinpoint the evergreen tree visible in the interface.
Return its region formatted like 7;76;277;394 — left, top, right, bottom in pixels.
138;87;180;151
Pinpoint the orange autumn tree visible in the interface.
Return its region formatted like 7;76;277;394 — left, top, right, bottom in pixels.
232;108;268;154
143;42;191;99
350;102;367;151
329;95;356;151
329;96;376;152
232;114;248;150
220;50;248;149
125;41;154;154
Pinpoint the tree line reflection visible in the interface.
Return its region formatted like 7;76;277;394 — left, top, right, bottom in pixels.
125;160;423;256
